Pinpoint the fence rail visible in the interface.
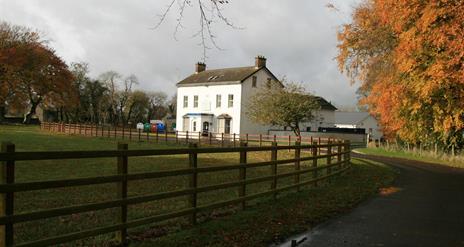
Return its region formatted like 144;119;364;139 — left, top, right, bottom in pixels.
1;130;351;247
40;122;341;147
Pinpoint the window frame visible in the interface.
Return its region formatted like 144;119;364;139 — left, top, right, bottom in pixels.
228;94;234;108
183;96;188;108
193;95;199;108
216;94;221;108
252;76;257;88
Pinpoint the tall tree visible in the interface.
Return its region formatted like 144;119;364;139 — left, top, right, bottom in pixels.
246;83;320;137
337;0;464;149
0;22;76;124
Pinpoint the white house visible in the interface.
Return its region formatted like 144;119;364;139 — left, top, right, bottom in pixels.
334;111;383;141
176;56;337;135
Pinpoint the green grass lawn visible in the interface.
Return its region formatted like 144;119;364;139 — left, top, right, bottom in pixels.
357;147;464;169
0;125;395;246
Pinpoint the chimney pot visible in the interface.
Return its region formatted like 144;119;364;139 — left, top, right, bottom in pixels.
255;55;266;68
195;62;206;73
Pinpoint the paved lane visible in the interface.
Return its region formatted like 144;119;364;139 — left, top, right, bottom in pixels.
301;154;464;247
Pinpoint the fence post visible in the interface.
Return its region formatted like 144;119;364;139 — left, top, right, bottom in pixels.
337;141;342;170
186;131;189;144
122;126;125;140
233;133;236;147
1;142;15;247
346;140;351;167
327;141;332;182
312;141;318;187
198;132;201;146
221;133;224;147
209;133;212;145
294;141;301;191
259;134;262;147
188;143;198;225
239;142;248;210
271;142;278;200
129;127;132;141
116;143;128;245
114;126;117;139
101;124;104;137
175;131;178;144
246;133;249;143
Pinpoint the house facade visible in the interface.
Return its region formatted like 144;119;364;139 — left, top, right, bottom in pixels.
334;111;383;141
176;56;336;135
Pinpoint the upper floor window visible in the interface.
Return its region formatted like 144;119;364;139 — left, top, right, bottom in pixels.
193;95;199;108
216;94;221;108
183;96;188;108
252;76;257;88
228;94;234;108
266;78;272;89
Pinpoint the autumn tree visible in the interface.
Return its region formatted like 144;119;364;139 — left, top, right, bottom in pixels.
246;83;320;137
0;22;76;124
337;0;464;150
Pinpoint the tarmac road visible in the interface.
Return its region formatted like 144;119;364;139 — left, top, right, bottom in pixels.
299;154;464;247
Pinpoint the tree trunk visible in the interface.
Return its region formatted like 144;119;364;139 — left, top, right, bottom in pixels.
0;105;5;122
23;99;41;124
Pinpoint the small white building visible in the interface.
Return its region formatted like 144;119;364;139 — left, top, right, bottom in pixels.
334;111;383;141
176;56;337;135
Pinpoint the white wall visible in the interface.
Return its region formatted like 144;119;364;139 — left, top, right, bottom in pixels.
176;83;242;134
240;69;279;135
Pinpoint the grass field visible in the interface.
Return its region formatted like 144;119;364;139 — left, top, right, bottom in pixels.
0;125;395;246
357;147;464;169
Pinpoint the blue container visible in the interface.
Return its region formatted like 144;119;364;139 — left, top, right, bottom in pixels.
156;123;165;133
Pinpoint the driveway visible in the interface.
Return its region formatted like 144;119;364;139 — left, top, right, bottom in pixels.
300;154;464;247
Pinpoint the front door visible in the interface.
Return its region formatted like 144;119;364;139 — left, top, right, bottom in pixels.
224;119;231;134
203;122;209;132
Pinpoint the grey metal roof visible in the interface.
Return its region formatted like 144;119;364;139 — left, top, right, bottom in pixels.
315;97;337;111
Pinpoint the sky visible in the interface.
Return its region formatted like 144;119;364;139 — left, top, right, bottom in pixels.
0;0;360;109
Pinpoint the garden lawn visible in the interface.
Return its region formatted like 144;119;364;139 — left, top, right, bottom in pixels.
131;158;396;247
0;125;394;246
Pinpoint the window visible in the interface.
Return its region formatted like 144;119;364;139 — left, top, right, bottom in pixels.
183;96;188;108
224;119;231;134
193;121;197;132
266;78;272;89
193;95;199;108
228;94;234;108
252;76;257;88
216;94;221;108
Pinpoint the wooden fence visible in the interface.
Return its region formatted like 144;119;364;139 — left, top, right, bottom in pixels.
0;140;351;247
41;122;337;147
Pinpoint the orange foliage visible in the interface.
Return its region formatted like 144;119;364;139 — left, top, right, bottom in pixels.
337;0;464;146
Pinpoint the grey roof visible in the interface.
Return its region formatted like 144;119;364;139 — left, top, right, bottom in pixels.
178;66;260;85
334;111;370;125
316;97;337;111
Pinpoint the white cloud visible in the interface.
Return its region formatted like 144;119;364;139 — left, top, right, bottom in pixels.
0;0;360;107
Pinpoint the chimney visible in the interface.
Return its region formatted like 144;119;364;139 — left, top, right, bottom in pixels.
195;62;206;73
255;55;266;68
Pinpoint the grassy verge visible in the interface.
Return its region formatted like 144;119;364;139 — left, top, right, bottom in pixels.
357;147;464;169
131;158;396;247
